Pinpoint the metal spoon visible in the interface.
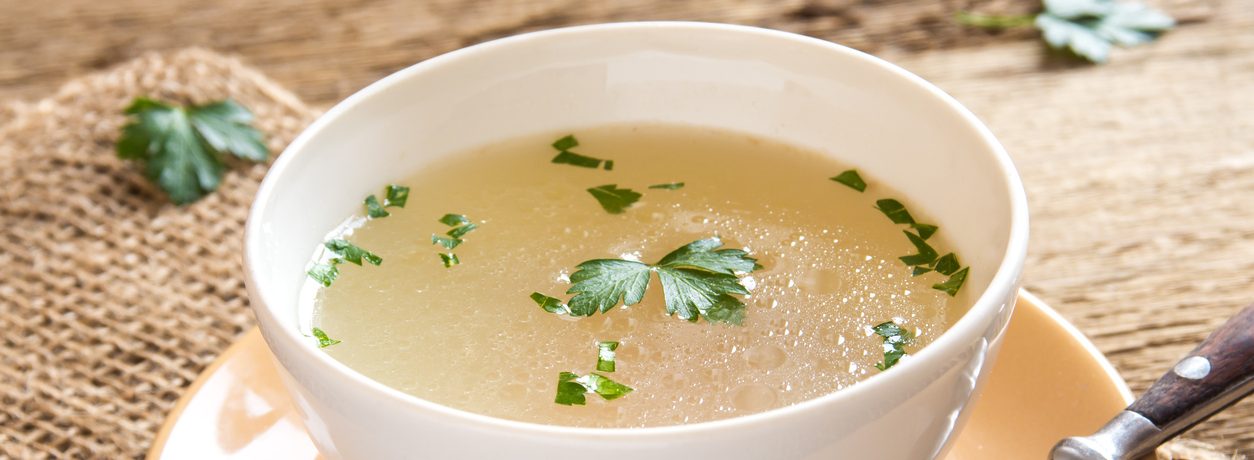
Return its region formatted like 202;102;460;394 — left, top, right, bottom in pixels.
1050;305;1254;459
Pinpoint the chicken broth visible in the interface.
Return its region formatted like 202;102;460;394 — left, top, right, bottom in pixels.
307;124;971;428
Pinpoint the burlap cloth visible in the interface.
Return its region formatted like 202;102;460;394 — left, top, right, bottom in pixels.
0;48;1245;458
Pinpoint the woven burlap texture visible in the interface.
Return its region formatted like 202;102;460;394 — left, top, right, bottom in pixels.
0;49;315;458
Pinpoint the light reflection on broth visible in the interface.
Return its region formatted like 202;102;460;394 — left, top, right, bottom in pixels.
311;124;969;428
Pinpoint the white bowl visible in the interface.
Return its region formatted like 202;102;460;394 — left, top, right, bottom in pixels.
245;21;1028;460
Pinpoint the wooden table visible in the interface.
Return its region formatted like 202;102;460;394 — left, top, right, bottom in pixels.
2;0;1250;455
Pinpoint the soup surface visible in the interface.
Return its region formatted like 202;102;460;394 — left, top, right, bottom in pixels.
310;124;970;428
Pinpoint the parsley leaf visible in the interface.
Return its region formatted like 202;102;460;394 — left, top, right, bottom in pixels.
312;327;341;348
554;372;634;405
439;253;460;268
550;134;612;170
325;239;382;266
431;235;462;250
554;237;760;324
307;259;342;287
648;182;685;190
596;341;619;372
586;184;642;214
116;98;269;205
875;199;915;225
364;195;389;218
830;170;867;192
898;231;939;267
933;267;970;296
447;223;479;239
1036;0;1174;63
934;253;961;276
530;292;567;314
555;372;588;405
439;214;470;226
567;259;652;316
872;321;914;371
364;184;410;218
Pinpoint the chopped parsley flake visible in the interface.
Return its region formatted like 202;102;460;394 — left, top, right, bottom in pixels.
364;184;410;218
550;134;612;170
586;184;642;214
875;199;915;225
554;371;634;406
307;259;341;287
325;239;382;266
439;214;470;227
933;267;969;297
530;292;566;313
446;222;479;239
648;182;685;190
872;321;914;371
830;170;867;192
431;235;462;250
439;252;460;268
596;341;619;372
312;327;341;348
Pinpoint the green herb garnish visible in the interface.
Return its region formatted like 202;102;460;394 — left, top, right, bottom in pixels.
933;253;961;276
307;260;342;287
586;184;642;214
431;235;462;250
875;199;915;225
958;0;1174;64
596;341;619;372
312;327;341;348
116;98;268;205
439;253;460;268
536;237;760;324
898;231;939;267
872;321;914;371
830;170;867;192
554;372;634;406
648;182;685;190
550;134;612;170
933;267;970;296
325;239;382;266
439;214;470;226
530;292;566;313
364;184;410;218
446;223;479;239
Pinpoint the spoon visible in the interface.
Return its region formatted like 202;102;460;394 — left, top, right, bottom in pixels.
1050;304;1254;459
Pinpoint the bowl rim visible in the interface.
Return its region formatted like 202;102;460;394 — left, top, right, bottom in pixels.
244;20;1030;439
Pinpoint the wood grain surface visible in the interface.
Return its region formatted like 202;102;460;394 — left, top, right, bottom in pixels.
1;0;1251;456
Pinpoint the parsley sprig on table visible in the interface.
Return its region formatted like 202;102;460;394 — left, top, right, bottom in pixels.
532;237;762;325
958;0;1174;63
117;98;268;205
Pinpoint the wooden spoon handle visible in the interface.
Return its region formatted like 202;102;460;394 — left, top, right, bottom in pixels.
1126;304;1254;437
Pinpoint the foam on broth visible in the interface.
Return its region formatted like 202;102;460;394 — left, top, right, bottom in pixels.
311;124;969;428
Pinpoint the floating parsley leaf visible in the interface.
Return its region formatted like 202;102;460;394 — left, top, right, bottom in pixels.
596;341;619;372
1036;0;1175;63
872;321;914;371
325;239;382;266
555;372;634;405
933;267;970;296
648;182;685;190
440;253;460;268
530;292;567;314
552;135;579;151
439;214;470;226
875;199;915;225
604;160;615;171
307;259;342;287
364;195;389;218
116;98;268;205
312;327;341;348
912;223;938;240
586;184;642;214
384;184;409;207
934;253;961;276
831;170;867;192
555;372;588;406
898;231;938;267
431;235;462;250
555;237;760;324
447;223;479;239
912;266;933;277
